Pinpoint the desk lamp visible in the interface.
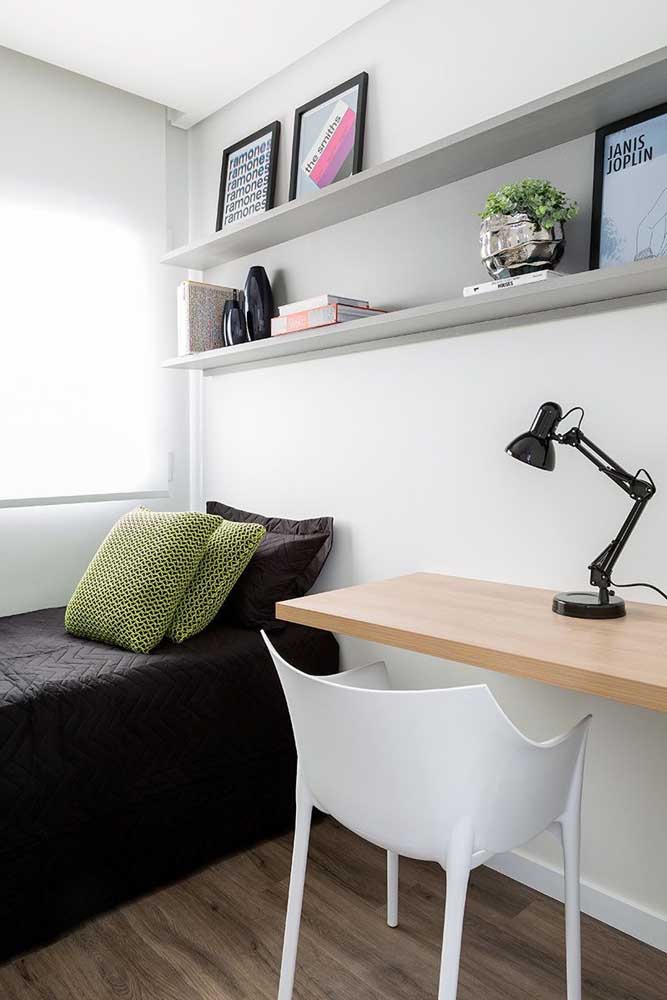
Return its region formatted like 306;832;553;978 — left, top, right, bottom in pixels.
506;401;656;619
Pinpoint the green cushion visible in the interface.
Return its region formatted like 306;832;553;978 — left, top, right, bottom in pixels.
167;518;266;643
65;506;222;653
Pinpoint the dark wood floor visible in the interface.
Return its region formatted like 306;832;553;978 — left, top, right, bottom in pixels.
1;819;665;999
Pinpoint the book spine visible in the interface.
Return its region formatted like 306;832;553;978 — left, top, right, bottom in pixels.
176;282;189;355
272;304;339;335
463;271;555;297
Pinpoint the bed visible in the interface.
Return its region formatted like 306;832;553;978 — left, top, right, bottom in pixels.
0;606;338;959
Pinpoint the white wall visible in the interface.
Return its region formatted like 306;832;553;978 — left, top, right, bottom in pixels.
188;0;667;240
186;0;667;946
0;47;188;616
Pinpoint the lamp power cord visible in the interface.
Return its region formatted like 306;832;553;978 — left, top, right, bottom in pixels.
610;579;667;603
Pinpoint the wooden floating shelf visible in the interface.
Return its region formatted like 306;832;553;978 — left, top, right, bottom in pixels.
162;259;667;375
162;47;667;271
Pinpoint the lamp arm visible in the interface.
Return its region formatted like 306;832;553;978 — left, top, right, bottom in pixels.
559;428;649;496
587;496;651;598
559;428;656;603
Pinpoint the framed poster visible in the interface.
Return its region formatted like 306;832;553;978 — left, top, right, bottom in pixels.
289;72;368;201
216;121;280;231
590;103;667;268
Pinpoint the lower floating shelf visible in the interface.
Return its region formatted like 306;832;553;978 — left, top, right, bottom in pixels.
163;259;667;376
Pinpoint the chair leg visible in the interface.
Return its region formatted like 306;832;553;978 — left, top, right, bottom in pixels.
438;824;473;1000
387;850;399;927
561;809;582;1000
278;772;313;1000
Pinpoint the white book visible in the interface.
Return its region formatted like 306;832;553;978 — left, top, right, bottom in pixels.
463;271;563;297
279;293;369;316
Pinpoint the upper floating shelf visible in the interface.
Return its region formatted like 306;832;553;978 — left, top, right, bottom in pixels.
162;46;667;271
162;258;667;376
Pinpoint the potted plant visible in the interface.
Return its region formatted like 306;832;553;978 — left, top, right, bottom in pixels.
479;179;579;279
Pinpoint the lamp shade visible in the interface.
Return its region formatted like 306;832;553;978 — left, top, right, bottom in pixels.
506;401;562;471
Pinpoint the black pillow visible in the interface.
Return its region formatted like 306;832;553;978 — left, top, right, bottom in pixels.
207;502;333;629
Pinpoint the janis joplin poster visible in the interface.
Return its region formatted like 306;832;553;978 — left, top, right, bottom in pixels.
591;104;667;268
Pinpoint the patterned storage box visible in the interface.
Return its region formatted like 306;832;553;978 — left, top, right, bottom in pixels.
177;280;239;354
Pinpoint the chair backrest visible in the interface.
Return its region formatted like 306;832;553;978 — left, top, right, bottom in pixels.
264;634;590;863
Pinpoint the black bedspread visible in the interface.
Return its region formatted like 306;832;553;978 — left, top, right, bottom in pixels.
0;607;338;959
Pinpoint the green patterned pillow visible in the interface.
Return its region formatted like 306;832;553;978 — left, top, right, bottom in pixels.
167;518;266;643
65;506;222;653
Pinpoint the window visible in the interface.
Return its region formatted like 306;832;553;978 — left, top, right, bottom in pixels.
0;49;176;504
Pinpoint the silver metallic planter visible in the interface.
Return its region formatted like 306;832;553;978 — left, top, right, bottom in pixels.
480;213;565;279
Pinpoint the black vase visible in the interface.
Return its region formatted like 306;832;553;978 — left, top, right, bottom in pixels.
222;299;248;347
244;266;274;341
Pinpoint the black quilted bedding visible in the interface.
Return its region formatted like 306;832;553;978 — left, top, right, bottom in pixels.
0;607;338;959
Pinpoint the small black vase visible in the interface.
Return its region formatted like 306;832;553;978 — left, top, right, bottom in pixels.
244;266;274;341
222;299;248;347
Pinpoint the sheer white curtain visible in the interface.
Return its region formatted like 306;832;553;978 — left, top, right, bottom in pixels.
0;47;173;503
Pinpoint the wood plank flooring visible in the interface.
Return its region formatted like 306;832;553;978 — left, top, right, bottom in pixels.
1;818;665;999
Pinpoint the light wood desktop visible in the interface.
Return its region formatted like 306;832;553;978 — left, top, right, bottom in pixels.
276;573;667;712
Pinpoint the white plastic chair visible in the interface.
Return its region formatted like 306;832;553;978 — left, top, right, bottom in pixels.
263;632;591;1000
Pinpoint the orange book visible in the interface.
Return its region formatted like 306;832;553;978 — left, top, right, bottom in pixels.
271;304;384;336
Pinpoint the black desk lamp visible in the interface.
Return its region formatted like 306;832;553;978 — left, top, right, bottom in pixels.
506;401;656;619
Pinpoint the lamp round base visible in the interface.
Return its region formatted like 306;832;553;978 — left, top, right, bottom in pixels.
552;591;626;619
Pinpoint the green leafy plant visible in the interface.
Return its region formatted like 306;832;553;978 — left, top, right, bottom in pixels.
480;178;578;231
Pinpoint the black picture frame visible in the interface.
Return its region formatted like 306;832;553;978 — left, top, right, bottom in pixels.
590;101;667;269
289;72;368;202
216;121;280;232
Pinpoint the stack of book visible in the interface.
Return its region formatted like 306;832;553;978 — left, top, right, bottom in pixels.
271;294;384;336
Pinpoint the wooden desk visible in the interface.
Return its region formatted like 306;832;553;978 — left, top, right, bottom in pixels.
276;573;667;712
